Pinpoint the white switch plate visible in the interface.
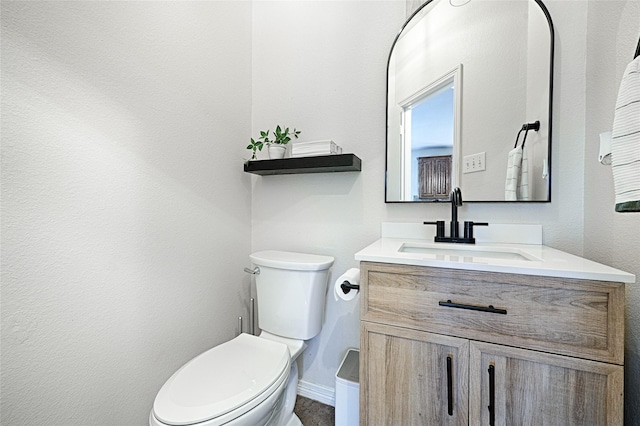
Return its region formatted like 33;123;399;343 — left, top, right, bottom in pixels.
463;152;486;174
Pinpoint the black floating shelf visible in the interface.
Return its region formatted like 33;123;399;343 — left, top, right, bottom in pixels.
244;154;361;176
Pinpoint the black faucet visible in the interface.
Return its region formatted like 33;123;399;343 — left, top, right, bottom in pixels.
424;187;488;244
449;187;463;238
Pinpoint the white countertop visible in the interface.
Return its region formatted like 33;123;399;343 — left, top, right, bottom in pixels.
355;238;635;284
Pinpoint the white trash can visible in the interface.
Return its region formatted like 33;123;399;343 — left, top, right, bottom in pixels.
335;348;359;426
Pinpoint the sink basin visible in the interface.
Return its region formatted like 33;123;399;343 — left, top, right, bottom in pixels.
398;243;540;261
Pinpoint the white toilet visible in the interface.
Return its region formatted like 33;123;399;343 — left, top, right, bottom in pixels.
150;250;334;426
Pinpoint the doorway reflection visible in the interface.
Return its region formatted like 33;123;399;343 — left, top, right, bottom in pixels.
401;78;454;200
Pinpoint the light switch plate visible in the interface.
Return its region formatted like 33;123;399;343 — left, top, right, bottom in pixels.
463;152;486;174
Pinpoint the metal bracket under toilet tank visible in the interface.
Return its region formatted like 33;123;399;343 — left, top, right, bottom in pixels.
241;266;259;336
236;298;256;336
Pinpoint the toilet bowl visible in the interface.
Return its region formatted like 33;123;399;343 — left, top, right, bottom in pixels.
150;250;334;426
150;333;295;426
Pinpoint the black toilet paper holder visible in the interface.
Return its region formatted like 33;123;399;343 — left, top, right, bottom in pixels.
340;281;360;294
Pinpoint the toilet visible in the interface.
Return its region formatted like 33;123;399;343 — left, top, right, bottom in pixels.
150;250;334;426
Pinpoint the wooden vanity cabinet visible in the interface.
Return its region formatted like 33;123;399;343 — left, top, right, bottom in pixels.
359;261;625;426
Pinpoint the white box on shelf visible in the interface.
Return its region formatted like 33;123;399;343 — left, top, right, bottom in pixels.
291;140;342;157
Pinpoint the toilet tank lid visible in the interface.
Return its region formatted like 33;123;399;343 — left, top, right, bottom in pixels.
250;250;334;271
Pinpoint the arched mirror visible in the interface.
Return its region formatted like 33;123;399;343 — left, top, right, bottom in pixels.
385;0;554;202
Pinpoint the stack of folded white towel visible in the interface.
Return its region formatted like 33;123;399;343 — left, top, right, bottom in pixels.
290;140;343;158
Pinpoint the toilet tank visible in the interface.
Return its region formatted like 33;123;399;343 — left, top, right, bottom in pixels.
250;250;334;340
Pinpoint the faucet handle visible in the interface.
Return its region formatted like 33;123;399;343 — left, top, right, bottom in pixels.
451;187;463;206
424;220;446;238
464;221;488;240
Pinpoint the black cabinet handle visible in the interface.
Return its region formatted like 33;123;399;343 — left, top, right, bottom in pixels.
438;300;507;315
446;355;453;416
488;364;495;426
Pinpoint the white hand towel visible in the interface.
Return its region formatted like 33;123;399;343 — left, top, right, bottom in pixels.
519;146;530;201
611;56;640;212
505;147;523;201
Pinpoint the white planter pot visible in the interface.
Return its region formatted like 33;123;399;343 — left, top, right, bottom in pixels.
268;145;286;159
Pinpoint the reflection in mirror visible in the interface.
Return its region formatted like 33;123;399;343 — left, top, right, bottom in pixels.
392;66;461;201
385;0;554;202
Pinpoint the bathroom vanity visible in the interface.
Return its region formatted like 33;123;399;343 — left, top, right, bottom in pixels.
355;226;634;425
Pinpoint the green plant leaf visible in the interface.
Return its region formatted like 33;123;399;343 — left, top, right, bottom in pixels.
249;126;300;149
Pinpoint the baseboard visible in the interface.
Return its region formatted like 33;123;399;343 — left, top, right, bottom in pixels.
297;380;335;407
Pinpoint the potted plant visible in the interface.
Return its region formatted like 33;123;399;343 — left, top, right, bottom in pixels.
246;138;264;161
248;125;301;160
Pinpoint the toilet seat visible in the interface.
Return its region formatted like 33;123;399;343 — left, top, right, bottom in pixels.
152;333;290;426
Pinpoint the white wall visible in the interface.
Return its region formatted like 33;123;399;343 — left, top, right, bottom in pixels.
1;2;252;424
583;0;640;422
250;0;408;396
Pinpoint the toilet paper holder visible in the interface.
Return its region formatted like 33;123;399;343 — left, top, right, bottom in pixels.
340;281;360;294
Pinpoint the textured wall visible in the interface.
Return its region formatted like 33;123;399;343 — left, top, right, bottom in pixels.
1;2;252;424
583;1;640;423
250;0;408;397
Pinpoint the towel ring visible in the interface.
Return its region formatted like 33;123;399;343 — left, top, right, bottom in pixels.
513;128;524;149
521;129;530;149
513;121;540;149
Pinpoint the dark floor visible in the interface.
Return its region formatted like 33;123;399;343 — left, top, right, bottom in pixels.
294;396;335;426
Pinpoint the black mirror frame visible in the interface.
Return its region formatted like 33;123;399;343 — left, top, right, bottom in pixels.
384;0;555;203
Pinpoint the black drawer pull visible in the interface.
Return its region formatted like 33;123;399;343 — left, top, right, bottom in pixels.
439;300;507;315
446;355;454;416
488;364;496;426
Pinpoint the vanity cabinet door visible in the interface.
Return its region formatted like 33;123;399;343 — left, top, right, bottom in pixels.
468;341;623;426
360;321;469;426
